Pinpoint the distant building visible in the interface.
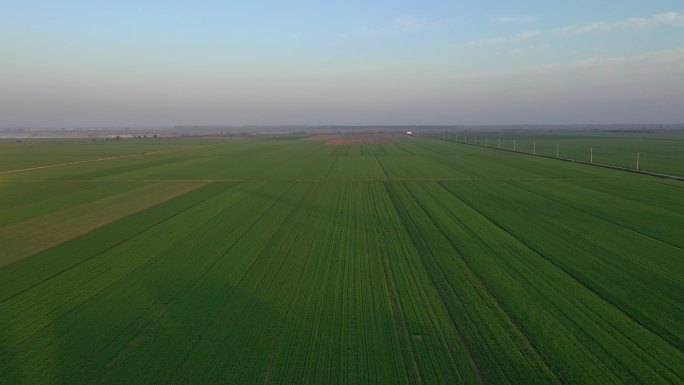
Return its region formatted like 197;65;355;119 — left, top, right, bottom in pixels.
406;131;413;135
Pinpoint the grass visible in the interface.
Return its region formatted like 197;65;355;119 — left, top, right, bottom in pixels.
0;181;207;266
0;135;682;384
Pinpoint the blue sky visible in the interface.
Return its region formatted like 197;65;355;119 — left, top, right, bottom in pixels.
2;1;684;126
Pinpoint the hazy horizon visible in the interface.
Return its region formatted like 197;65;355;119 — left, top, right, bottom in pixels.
2;1;684;127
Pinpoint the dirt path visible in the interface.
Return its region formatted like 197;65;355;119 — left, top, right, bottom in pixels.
0;143;224;175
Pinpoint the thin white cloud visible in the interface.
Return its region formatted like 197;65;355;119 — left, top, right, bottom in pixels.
558;12;684;35
392;16;444;31
344;16;444;39
467;12;684;48
513;48;684;75
466;30;540;48
492;15;538;24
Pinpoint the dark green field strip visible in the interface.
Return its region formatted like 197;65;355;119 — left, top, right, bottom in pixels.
572;178;684;216
366;182;487;385
0;183;242;345
377;155;464;180
508;180;684;249
58;154;204;180
162;183;331;385
326;157;388;180
386;182;562;385
0;180;110;210
0;140;192;171
39;183;305;385
440;182;684;350
0;182;231;302
413;138;638;181
90;183;320;385
137;140;336;181
227;182;411;385
0;181;285;384
0;181;149;227
411;182;683;384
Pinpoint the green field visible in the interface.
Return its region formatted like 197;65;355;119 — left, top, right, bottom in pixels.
428;130;684;177
0;135;682;384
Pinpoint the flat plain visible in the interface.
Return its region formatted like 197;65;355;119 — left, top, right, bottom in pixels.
0;134;682;384
430;130;684;176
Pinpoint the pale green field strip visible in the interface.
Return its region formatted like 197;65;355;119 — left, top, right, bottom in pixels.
0;182;236;303
0;181;148;227
0;181;208;267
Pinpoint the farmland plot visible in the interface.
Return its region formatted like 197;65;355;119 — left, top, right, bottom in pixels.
0;136;682;384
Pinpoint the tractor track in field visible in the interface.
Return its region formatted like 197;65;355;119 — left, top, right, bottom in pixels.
435;183;635;384
402;182;568;385
506;181;684;253
377;230;426;385
426;183;567;385
384;183;487;385
440;183;683;354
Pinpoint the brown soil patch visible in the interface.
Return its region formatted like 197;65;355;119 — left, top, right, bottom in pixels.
306;133;408;145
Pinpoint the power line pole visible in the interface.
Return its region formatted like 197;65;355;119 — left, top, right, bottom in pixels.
637;152;640;170
556;144;559;157
533;141;536;155
590;148;593;163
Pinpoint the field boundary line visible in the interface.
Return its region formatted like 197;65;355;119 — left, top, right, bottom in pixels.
431;138;684;182
161;183;303;384
425;182;567;384
384;183;487;385
87;184;274;381
439;183;684;353
0;182;222;305
377;231;426;385
404;182;566;385
507;181;684;253
91;186;292;383
0;181;210;268
0;142;227;175
375;156;390;180
436;183;647;383
443;182;684;382
0;183;231;354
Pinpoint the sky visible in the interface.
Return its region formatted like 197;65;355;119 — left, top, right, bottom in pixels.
2;0;684;127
